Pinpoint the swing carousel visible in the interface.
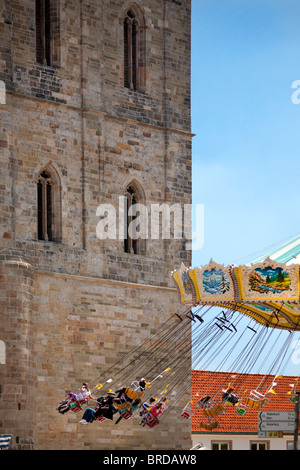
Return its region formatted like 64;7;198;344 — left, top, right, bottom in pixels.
172;234;300;331
56;235;300;435
171;234;300;430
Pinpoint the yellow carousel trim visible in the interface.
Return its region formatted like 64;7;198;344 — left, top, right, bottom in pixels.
192;300;300;330
232;266;244;301
172;264;194;305
188;268;201;303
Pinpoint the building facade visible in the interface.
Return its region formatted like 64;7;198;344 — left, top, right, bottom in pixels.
191;370;299;451
0;0;192;450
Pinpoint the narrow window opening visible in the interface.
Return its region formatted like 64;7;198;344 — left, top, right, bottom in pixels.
36;0;51;66
44;0;51;66
35;0;43;64
36;0;60;67
132;21;137;89
124;186;138;254
124;20;129;88
124;10;138;90
46;177;52;240
37;170;53;241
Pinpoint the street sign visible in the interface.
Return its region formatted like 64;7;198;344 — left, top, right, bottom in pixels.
258;420;295;432
259;411;295;422
258;410;296;433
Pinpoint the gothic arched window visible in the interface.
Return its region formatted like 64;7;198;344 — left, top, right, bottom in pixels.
36;0;60;67
124;183;147;255
123;8;146;92
124;10;137;90
37;167;61;242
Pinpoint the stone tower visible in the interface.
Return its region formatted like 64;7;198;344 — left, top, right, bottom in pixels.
0;0;192;450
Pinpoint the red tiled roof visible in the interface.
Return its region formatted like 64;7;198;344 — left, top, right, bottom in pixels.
191;370;298;434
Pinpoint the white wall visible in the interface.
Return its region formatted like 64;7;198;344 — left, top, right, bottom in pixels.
192;433;295;450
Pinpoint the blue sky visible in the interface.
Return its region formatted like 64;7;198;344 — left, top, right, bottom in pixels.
191;0;300;267
190;1;300;375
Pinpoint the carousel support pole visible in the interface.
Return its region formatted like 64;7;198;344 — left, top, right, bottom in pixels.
293;392;300;450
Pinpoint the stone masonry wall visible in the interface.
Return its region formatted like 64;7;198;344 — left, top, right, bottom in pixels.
0;0;192;450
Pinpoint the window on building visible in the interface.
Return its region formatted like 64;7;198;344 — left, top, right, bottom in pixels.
287;441;295;450
38;170;53;240
211;441;232;450
124;182;146;255
36;0;60;67
124;10;137;90
36;0;50;65
124;185;138;254
37;167;61;242
250;441;269;450
123;7;146;92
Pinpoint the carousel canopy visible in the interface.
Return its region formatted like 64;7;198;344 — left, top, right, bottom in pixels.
252;234;300;265
172;234;300;331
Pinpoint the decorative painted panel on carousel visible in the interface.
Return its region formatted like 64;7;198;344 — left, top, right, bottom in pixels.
188;260;236;303
233;258;300;302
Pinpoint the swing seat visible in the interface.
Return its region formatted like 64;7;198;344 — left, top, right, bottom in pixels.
245;390;270;409
70;396;89;404
125;387;145;400
181;410;191;419
235;404;249;416
223;394;239;406
197;396;213;410
244;397;269;409
96;415;106;422
203;404;225;418
70;398;89;413
144;413;160;428
113;400;131;411
70;404;82;413
70;397;89;407
199;420;218;431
